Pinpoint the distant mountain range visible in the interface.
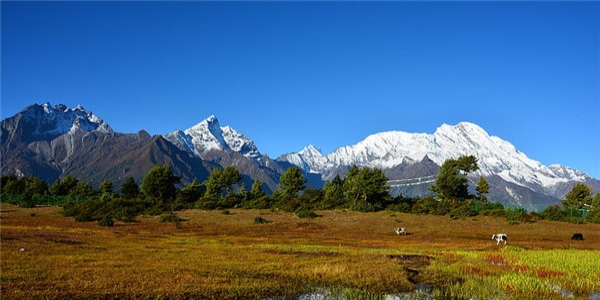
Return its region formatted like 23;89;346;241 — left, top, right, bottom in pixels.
2;103;598;211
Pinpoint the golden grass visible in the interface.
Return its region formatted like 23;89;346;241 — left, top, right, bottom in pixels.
1;204;599;299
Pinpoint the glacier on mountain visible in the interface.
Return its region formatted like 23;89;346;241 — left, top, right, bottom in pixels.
279;122;590;190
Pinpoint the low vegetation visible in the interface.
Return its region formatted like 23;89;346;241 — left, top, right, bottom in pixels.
2;156;600;298
2;204;599;299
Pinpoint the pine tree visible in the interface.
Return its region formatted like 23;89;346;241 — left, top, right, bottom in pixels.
475;176;490;202
279;167;307;197
249;179;266;200
141;165;180;206
100;180;114;195
431;155;479;201
561;183;592;209
120;177;140;199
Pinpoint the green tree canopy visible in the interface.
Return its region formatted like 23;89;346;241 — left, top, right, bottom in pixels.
204;168;224;201
141;165;180;205
561;183;592;209
431;155;479;201
249;178;266;200
100;180;114;195
49;175;79;196
176;179;205;206
120;177;140;199
70;182;97;198
475;176;491;202
342;165;389;211
279;167;307;197
221;166;242;198
322;174;345;209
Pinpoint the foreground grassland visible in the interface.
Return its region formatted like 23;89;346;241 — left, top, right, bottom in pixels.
1;204;599;299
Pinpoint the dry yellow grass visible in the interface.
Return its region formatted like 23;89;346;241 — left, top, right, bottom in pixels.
1;204;599;299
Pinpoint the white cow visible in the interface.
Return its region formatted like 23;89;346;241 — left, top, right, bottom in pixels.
394;227;407;235
492;234;508;245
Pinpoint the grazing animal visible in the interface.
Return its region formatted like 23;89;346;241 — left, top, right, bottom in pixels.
19;247;26;252
394;227;407;235
492;234;508;245
571;233;584;240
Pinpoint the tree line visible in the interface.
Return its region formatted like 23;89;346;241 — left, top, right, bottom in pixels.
2;155;599;225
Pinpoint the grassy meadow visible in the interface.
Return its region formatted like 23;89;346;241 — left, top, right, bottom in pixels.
1;203;599;299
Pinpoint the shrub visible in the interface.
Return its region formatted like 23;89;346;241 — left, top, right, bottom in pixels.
19;193;36;208
483;208;507;217
160;213;184;223
254;216;268;224
540;204;565;221
98;215;114;227
295;209;319;219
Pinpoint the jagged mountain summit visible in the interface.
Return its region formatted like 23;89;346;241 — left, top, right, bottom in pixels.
1;104;285;193
163;115;261;160
277;122;597;209
280;122;590;184
2;102;113;143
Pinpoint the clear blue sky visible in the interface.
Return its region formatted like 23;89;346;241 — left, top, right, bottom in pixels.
2;1;599;178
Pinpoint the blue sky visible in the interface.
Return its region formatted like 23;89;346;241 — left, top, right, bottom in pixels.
2;1;599;178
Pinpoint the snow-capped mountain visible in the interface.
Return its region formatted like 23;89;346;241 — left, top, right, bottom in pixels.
3;102;113;142
278;122;593;197
163;115;261;159
3;102;598;210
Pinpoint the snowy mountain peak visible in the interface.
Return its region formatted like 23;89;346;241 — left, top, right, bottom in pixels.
279;122;591;192
18;102;113;139
300;144;324;157
163;115;261;159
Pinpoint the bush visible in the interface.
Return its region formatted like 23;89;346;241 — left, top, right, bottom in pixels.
160;213;184;223
295;209;319;219
63;198;150;224
253;216;268;224
98;215;114;227
587;208;600;224
540;204;565;221
19;193;36;208
483;208;507;217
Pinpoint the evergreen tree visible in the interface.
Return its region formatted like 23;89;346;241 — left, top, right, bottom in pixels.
221;166;242;198
70;182;97;198
25;175;48;196
176;179;205;206
100;180;114;195
120;177;140;199
49;175;79;196
279;167;307;197
561;183;592;209
475;176;490;202
141;165;180;206
61;175;79;194
249;178;266;200
343;165;389;211
1;174;19;194
322;174;345;209
204;168;225;201
3;175;26;195
430;155;479;201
